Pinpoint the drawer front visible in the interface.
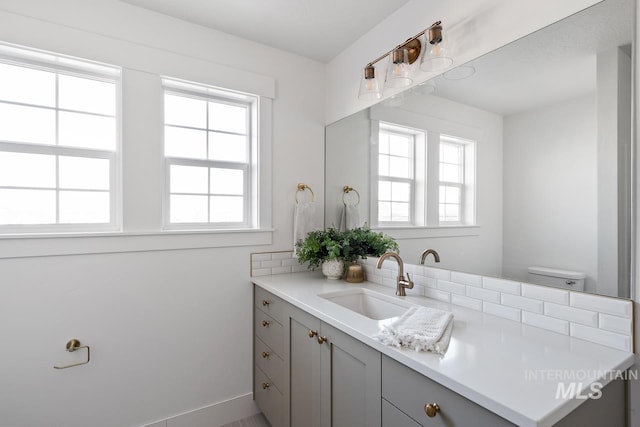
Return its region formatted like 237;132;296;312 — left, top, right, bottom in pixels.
255;366;284;427
382;399;422;427
255;309;284;355
254;286;287;325
255;336;284;390
382;355;515;427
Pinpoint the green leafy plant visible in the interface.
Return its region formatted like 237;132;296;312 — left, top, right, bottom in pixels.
295;227;345;269
295;226;398;269
342;225;399;263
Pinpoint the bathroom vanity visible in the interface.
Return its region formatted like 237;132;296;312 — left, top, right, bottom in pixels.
252;272;633;427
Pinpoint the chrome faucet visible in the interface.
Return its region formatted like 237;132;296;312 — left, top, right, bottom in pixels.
376;252;414;296
419;249;440;264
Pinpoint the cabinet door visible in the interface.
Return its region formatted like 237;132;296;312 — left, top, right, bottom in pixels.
382;399;422;427
320;323;382;427
289;306;322;427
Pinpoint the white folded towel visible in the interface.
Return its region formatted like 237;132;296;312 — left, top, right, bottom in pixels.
373;306;454;355
339;203;361;231
293;200;317;251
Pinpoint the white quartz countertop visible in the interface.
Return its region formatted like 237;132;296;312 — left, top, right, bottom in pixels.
252;272;635;427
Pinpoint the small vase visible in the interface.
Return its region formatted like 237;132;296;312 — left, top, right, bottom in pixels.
321;259;345;280
345;263;365;283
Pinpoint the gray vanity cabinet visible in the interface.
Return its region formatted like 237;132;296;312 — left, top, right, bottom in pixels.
288;304;382;427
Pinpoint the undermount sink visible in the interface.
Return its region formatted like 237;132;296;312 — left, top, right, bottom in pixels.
318;288;413;320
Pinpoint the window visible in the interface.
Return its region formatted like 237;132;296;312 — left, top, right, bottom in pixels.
377;126;415;225
163;78;258;229
438;135;475;225
0;44;120;233
373;122;475;228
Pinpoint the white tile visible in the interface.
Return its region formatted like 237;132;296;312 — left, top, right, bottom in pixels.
271;266;292;275
363;257;379;266
570;323;632;352
382;278;397;288
501;294;543;313
437;280;466;295
252;253;271;262
281;258;300;267
251;268;272;277
451;294;483;311
466;286;500;303
544;302;597;326
424;277;438;288
404;263;421;275
482;277;521;295
411;274;426;286
260;260;282;268
570;292;632;318
599;313;633;335
521;284;569;305
251;261;262;269
425;267;451;281
271;251;294;260
483;301;521;322
366;274;384;286
450;271;482;287
424;288;451;303
522;311;569;335
291;264;309;273
404;284;425;296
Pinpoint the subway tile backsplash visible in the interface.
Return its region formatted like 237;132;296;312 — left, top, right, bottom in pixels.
250;252;634;352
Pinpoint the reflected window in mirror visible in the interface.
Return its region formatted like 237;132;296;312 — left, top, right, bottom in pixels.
438;135;475;225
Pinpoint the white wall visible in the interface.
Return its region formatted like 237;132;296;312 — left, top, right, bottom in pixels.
0;1;325;426
503;94;599;292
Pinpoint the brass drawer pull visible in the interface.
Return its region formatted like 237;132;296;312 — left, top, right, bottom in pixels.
262;299;270;306
262;320;271;327
262;382;270;390
424;403;440;418
317;336;328;344
308;330;318;338
262;351;270;358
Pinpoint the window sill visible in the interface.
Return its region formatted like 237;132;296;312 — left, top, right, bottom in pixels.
0;228;274;259
372;225;480;240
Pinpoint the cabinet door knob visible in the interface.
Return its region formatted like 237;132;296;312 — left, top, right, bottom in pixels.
262;382;270;390
262;351;270;358
308;330;318;338
262;299;270;306
262;320;270;327
317;336;328;344
424;403;440;417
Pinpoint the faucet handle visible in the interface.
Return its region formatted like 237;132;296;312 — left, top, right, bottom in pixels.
400;273;414;290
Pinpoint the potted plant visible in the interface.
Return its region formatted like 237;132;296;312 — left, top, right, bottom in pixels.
295;227;346;279
341;226;399;282
295;226;398;281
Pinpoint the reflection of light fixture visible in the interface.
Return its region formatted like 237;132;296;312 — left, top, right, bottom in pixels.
358;21;450;100
415;80;436;95
443;65;475;80
420;21;454;72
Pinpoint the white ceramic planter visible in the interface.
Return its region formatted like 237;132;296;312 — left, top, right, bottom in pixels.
321;259;344;280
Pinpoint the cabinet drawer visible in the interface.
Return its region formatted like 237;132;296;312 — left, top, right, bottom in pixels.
255;336;284;390
255;286;287;325
255;309;284;355
382;399;421;427
382;355;515;427
255;366;284;427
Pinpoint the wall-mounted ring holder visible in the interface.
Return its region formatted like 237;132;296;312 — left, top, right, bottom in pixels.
53;339;90;370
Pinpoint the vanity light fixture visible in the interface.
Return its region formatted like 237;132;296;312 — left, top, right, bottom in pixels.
358;21;451;100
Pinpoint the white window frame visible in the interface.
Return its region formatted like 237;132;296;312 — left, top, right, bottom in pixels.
437;134;476;226
161;78;259;231
0;43;121;234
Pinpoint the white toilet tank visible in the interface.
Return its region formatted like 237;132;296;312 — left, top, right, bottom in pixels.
527;266;586;291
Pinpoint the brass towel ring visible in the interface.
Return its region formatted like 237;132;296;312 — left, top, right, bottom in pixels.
295;183;315;204
342;186;361;206
54;339;90;370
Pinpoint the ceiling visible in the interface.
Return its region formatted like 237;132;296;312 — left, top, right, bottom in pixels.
119;0;411;63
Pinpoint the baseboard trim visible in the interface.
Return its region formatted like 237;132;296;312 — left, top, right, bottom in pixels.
140;393;260;427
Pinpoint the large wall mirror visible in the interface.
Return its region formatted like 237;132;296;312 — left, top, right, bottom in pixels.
325;0;634;299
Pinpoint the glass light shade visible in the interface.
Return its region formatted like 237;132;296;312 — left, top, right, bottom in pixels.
420;41;453;72
385;48;412;89
358;66;382;100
